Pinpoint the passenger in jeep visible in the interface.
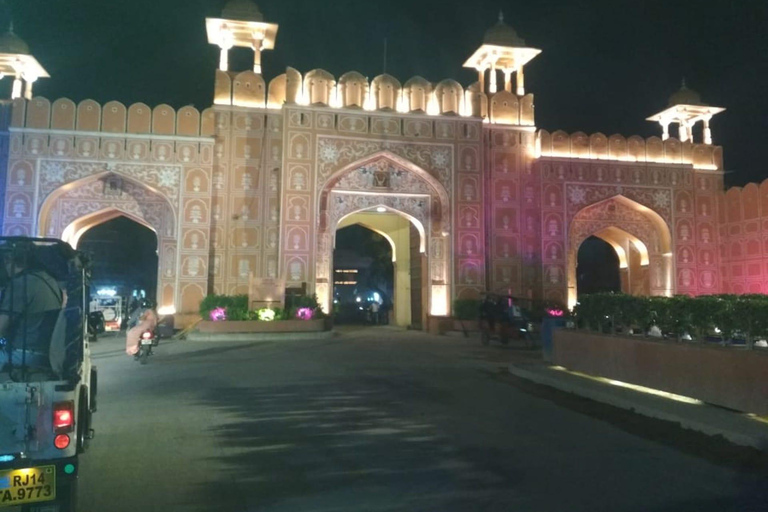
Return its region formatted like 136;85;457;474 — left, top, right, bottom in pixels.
0;248;64;370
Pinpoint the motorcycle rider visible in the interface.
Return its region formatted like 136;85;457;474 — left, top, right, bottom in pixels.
125;299;158;358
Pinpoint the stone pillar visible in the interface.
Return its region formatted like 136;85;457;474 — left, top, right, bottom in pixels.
703;116;712;145
678;121;688;142
477;67;485;94
503;69;512;93
516;65;525;96
489;64;497;94
23;75;36;100
218;30;233;72
253;38;264;74
11;73;22;100
660;121;670;141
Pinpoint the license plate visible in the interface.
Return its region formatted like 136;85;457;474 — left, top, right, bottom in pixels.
140;339;153;345
0;466;56;507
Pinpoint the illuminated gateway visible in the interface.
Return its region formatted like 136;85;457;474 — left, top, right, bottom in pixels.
0;1;760;326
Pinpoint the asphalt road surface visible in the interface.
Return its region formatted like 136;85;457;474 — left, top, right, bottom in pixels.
78;328;767;512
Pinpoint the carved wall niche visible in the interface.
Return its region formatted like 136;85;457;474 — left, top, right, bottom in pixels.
185;169;209;194
234;165;259;191
232;197;259;221
287;164;309;191
184;200;208;225
183;229;208;250
230;227;259;248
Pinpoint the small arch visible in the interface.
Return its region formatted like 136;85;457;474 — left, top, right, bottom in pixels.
490;90;519;124
26;97;51;129
285;67;303;104
233;71;266;108
176;106;201;136
51;98;76;130
76;99;101;131
214;69;232;105
268;73;287;108
434;79;463;115
127;103;152;133
305;69;335;106
152;104;176;134
403;76;430;113
102;100;127;133
339;71;367;108
371;74;401;111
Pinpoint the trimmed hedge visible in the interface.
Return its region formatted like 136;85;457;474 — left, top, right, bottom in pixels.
574;293;768;348
453;299;481;320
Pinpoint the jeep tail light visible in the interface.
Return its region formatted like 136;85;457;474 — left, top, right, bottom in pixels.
53;401;74;433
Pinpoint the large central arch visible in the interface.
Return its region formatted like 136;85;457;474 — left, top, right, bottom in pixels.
37;172;180;309
567;195;673;308
314;151;451;320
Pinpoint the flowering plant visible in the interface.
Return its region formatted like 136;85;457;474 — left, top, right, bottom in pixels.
257;308;276;321
296;307;314;320
210;307;227;322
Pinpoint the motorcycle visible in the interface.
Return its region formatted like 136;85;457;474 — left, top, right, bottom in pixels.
135;330;157;365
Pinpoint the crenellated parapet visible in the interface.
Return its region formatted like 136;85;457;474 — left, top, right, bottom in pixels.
213;67;535;126
537;130;723;171
9;97;217;138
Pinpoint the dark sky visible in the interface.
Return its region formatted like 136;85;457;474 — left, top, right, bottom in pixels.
6;0;767;186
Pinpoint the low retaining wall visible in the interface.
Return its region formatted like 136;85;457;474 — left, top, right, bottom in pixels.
553;330;768;415
197;318;331;334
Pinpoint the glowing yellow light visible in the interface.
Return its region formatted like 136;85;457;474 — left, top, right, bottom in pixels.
426;91;440;116
430;284;449;316
551;366;704;405
157;305;176;316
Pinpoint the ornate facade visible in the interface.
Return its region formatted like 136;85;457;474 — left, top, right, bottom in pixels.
0;2;752;326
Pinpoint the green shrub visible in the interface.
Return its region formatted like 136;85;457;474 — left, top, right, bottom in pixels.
453;299;480;320
200;294;248;319
575;292;768;347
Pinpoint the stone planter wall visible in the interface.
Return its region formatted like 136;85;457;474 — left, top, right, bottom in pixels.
197;317;331;334
553;329;768;415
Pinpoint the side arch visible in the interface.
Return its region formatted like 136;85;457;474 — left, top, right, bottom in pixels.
567;195;673;308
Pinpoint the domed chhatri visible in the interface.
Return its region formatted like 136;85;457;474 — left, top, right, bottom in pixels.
483;12;526;48
0;29;30;55
668;79;704;107
647;80;724;144
206;2;278;74
221;0;264;22
463;12;540;96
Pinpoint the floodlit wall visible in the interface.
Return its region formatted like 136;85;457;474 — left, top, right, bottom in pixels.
2;97;215;319
719;180;768;294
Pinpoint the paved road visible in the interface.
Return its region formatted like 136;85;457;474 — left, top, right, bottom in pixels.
78;328;766;512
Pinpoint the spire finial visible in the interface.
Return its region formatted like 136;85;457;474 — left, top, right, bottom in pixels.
8;20;13;33
498;10;504;23
681;77;687;89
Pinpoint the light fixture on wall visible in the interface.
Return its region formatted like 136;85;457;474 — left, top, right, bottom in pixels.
376;206;386;213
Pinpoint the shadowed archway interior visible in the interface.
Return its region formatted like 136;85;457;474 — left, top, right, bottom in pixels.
576;236;621;297
78;216;159;302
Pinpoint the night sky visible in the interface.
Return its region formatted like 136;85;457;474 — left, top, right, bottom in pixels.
5;0;767;186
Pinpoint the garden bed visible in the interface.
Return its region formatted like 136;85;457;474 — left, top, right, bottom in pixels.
197;317;332;334
553;329;768;415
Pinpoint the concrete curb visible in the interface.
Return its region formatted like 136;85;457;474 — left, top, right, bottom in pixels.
509;364;768;451
186;330;336;342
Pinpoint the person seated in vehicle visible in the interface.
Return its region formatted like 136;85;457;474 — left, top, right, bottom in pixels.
125;300;158;358
0;247;65;371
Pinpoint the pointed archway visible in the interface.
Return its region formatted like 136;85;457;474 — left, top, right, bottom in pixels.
567;195;673;308
310;152;450;323
37;172;180;311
